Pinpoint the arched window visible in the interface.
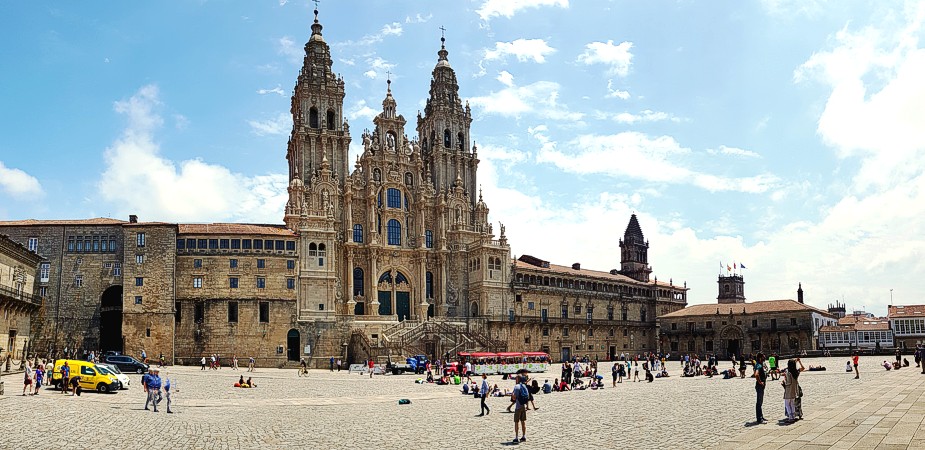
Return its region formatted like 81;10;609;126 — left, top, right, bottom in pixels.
426;271;434;299
308;242;317;256
326;110;335;130
387;219;401;245
443;129;451;148
309;107;319;129
425;230;433;248
378;272;392;284
353;267;364;297
395;272;409;285
386;188;401;208
457;132;464;150
318;243;326;257
353;224;363;243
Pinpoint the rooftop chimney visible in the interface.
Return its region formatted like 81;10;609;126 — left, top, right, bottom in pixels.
129;215;138;223
797;282;804;304
571;263;581;270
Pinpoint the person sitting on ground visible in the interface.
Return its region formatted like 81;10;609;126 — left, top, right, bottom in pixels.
660;369;669;378
426;371;434;383
903;358;910;367
559;379;571;391
492;384;502;397
882;361;892;371
542;379;552;394
237;375;245;387
845;361;853;372
892;361;901;370
645;369;654;382
246;377;256;388
461;382;470;395
436;375;449;385
722;369;734;379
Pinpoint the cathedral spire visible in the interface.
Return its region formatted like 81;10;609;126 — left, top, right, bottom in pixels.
437;26;450;67
310;4;324;42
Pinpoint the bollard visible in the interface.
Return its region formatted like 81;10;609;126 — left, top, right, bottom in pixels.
0;381;4;396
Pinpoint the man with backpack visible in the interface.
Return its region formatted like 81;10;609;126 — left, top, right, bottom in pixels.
511;375;530;444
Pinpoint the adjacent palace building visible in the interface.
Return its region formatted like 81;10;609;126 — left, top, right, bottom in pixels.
3;10;702;366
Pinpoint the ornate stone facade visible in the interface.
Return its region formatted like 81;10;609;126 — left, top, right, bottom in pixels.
0;233;42;361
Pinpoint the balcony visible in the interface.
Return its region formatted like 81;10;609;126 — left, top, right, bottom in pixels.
0;284;43;308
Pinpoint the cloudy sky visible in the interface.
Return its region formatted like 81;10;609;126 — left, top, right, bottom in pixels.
2;1;924;316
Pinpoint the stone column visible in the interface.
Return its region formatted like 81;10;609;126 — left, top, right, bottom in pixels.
370;249;379;316
346;249;355;315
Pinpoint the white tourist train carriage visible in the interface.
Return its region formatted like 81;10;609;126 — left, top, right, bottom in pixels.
458;352;550;374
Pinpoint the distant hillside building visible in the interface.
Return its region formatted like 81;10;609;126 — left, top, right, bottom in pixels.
658;277;836;358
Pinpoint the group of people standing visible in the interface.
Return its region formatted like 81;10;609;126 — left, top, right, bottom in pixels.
753;353;805;425
141;367;173;413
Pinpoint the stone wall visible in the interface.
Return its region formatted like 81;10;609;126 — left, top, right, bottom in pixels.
121;224;177;362
0;223;125;354
658;311;819;358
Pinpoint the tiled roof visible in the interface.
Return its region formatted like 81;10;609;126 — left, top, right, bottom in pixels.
0;218;126;226
819;325;852;333
513;258;683;289
888;305;925;318
820;320;890;332
178;223;295;237
659;299;834;318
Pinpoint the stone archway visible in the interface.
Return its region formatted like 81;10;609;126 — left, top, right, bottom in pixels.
99;285;123;353
720;325;745;359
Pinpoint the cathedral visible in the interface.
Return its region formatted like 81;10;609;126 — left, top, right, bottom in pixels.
0;9;688;366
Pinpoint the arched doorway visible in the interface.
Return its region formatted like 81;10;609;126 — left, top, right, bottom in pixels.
99;285;123;353
470;301;479;317
720;325;744;359
287;329;300;362
377;270;413;321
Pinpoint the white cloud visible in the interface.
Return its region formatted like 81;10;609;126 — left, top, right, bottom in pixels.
605;79;630;99
496;70;514;87
578;40;634;76
535;131;778;193
405;13;433;24
606;109;680;124
257;85;286;96
708;145;761;158
279;0;288;5
381;22;403;36
277;36;302;63
363;56;395;79
248;113;291;136
173;114;190;130
338;22;405;46
364;70;377;79
98;85;287;223
469;74;583;120
0;161;42;198
476;0;569;21
347;100;378;121
483;38;556;63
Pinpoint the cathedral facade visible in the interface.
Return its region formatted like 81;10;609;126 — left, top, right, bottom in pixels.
0;10;689;366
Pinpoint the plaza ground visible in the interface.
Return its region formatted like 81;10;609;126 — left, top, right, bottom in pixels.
1;356;923;448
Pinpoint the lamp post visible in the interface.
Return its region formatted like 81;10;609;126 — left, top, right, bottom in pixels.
890;289;893;306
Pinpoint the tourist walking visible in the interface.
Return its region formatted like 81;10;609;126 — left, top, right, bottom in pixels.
248;356;255;372
141;349;147;364
368;358;375;378
753;353;768;424
852;352;860;379
200;356;206;370
232;354;239;370
299;358;307;377
145;368;163;412
781;358;805;423
479;374;490;416
22;359;33;396
60;361;70;394
511;375;529;443
164;372;174;414
612;363;618;387
33;363;44;395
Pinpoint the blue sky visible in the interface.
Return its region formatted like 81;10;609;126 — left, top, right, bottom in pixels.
2;1;924;316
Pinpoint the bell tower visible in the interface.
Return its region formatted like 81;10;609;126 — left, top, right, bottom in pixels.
286;6;351;194
416;32;477;205
717;274;746;304
619;214;651;282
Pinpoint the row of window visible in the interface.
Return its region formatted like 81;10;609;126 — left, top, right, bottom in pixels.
179;301;272;324
516;273;668;297
420;129;466;152
189;276;296;290
820;331;894;344
177;238;296;252
893;319;925;335
537;326;644;339
352;224;433;248
527;305;644;322
190;259;295;270
671;317;799;331
307;107;337;131
67;236;119;253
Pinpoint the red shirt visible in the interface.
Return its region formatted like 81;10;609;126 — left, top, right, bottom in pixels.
852;355;859;365
368;360;374;368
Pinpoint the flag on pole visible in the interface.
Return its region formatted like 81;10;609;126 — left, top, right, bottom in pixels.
727;264;732;272
740;263;747;269
734;262;737;270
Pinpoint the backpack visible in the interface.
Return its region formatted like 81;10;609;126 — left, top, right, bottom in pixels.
516;384;530;404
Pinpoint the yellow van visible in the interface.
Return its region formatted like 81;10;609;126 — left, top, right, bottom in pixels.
50;359;121;393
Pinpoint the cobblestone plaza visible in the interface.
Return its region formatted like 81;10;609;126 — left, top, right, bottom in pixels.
3;356;923;448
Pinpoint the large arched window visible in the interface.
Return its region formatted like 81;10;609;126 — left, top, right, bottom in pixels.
308;242;317;256
309;107;319;129
326;110;335;130
386;188;401;208
425;230;433;248
395;272;409;285
353;224;363;243
387;219;402;245
353;267;364;297
443;129;451;148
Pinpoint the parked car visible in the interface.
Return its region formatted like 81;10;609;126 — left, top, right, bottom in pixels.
103;354;149;374
97;363;130;389
49;359;120;393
